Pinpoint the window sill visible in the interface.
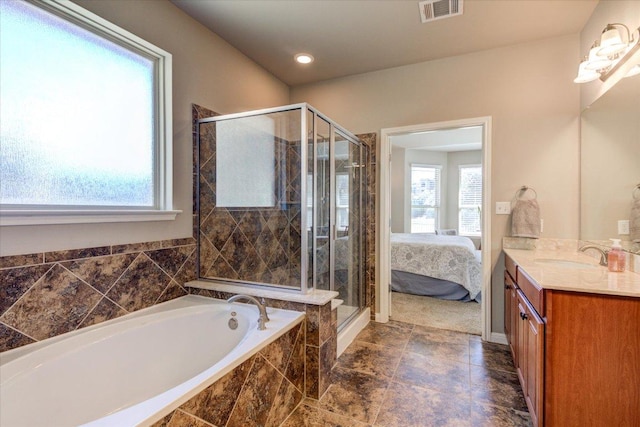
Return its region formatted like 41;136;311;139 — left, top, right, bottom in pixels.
0;210;182;226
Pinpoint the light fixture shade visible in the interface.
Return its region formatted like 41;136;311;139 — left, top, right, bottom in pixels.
597;26;628;57
574;60;600;83
585;45;613;70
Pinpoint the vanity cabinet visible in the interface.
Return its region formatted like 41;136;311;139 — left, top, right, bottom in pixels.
504;253;640;427
517;290;543;426
504;256;543;426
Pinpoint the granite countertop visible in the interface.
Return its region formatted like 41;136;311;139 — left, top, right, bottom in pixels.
186;279;339;305
503;247;640;298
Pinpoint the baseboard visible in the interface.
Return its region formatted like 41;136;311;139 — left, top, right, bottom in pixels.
374;311;388;323
489;332;508;345
337;307;370;357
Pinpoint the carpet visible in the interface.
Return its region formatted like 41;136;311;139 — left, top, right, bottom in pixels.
390;292;482;335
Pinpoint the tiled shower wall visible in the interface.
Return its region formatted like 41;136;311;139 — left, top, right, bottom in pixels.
196;105;377;304
359;132;377;319
198;116;303;287
0;238;196;352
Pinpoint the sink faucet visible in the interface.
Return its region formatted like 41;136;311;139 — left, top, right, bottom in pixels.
227;294;270;330
579;245;609;266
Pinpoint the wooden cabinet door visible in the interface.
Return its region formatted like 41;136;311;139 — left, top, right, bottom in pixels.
504;271;516;357
516;299;527;387
524;301;544;427
516;290;544;427
504;272;511;339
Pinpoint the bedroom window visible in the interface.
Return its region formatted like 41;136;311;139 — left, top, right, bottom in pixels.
336;173;349;230
410;164;441;233
0;0;174;226
459;165;482;236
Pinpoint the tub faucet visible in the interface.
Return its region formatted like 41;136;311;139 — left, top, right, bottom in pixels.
579;245;609;266
226;294;270;330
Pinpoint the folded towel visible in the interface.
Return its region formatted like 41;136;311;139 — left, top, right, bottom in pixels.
631;198;640;243
511;199;540;238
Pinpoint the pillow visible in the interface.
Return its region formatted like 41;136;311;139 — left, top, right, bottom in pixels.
435;229;457;235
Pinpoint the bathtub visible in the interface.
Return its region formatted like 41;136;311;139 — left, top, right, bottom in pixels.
0;295;304;427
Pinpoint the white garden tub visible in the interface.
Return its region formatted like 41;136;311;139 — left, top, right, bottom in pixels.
0;295;303;427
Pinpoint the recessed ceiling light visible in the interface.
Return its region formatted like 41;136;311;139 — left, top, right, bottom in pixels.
294;53;314;64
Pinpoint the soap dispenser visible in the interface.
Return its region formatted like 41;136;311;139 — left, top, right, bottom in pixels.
608;239;626;272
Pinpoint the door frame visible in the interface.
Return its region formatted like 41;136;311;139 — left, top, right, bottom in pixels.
377;116;492;342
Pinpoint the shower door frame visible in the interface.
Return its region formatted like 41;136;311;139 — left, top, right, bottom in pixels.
310;108;366;330
330;129;365;330
197;104;310;293
196;103;366;311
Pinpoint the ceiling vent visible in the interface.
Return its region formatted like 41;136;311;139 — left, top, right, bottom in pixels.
419;0;463;23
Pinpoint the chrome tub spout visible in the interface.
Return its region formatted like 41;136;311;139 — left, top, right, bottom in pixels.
227;294;270;330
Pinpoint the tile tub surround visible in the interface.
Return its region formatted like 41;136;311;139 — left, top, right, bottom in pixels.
150;320;306;427
0;238;197;353
189;282;339;400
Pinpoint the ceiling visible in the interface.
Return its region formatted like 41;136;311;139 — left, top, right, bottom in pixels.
391;125;483;152
170;0;598;86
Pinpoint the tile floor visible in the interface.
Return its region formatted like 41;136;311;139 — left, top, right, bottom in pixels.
282;320;531;427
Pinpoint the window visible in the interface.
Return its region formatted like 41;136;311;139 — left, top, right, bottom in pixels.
336;173;349;230
459;165;482;236
410;164;441;233
0;0;174;225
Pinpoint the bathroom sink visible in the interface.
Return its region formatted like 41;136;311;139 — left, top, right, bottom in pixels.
533;259;599;270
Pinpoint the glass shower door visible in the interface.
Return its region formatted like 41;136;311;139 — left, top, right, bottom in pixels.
312;114;364;330
314;118;331;292
333;131;363;329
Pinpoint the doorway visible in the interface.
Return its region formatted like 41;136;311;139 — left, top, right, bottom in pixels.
378;117;492;341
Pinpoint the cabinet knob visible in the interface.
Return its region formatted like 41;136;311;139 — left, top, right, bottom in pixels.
520;312;528;320
505;284;511;290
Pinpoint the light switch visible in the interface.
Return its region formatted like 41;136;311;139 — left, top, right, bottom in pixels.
618;220;630;235
496;202;511;215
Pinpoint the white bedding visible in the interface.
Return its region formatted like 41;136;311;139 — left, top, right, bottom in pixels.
390;233;482;300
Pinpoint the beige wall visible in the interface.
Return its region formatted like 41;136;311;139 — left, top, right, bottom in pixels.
390;146;406;233
291;35;582;333
0;0;289;256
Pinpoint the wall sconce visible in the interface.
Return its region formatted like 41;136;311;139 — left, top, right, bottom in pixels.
574;23;640;83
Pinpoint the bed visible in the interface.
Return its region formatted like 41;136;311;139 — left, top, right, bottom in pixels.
390;233;482;302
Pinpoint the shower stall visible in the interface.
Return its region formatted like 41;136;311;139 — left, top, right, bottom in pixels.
197;103;366;330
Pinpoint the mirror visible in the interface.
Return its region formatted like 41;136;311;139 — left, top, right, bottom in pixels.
580;73;640;254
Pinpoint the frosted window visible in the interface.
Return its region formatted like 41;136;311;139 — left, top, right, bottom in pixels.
216;116;276;207
0;1;157;208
